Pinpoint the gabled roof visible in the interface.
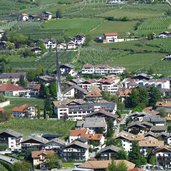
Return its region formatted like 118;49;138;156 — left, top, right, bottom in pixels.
98;145;121;154
12;104;33;112
65;140;89;149
127;122;146;129
79;160;135;170
150;126;167;132
138;136;164;147
129;167;144;171
46;138;66;145
0;84;25;91
86;86;102;98
104;32;118;36
32;150;55;159
22;135;48;144
154;146;171;153
85;110;115;118
156;101;171;107
0;129;22;138
63;84;87;95
0;73;25;79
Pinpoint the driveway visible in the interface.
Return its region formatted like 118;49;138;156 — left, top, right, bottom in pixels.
0;154;19;164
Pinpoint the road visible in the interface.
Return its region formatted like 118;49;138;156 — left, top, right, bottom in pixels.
0;154;19;164
114;110;132;135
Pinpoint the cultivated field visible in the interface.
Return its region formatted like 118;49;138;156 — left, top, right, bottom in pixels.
0;118;75;138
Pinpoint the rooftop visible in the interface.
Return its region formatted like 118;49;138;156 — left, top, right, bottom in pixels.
0;84;25;91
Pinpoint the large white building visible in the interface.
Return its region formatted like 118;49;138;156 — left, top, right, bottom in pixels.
82;64;125;75
53;99;117;121
0;130;23;151
122;78;170;89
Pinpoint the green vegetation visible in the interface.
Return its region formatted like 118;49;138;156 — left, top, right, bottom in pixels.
4;97;44;113
0;118;75;137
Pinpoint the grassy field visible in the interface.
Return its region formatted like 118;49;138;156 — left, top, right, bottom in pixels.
4;97;44;113
0;164;8;171
0;118;75;138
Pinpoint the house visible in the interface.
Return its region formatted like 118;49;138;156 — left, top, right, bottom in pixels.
76;117;107;134
0;29;5;39
156;101;171;113
18;13;29;21
143;114;166;126
117;88;132;102
59;64;75;76
0;107;4;113
43;138;66;151
69;129;105;145
154;146;171;169
38;75;55;84
67;41;77;50
139;136;164;156
53;99;117;120
79;79;98;91
32;150;55;167
150;126;167;133
103;32;118;43
0;72;26;84
0;129;23;151
42;11;52;20
85;86;102;101
57;43;67;50
63;83;87;99
31;47;42;54
44;39;56;49
72;35;86;45
122;77;170;89
85;110;118;125
62;141;89;161
22;135;48;150
115;131;144;152
127;112;147;122
163;54;171;60
81;64;125;75
127;122;147;134
78;160;135;171
108;0;127;4
27;82;41;97
158;31;171;39
143;107;160;116
0;84;28;97
12;104;37;118
132;73;152;80
98;75;120;94
95;145;122;160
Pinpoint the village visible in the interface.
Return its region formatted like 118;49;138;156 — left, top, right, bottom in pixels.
1;0;171;171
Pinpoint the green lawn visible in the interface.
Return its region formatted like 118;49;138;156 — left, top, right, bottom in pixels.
4;97;44;113
0;118;75;138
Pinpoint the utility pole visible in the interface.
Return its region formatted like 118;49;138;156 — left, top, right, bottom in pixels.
55;40;63;101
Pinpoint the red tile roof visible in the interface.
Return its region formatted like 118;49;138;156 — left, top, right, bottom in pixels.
104;32;118;36
12;104;32;112
0;84;25;91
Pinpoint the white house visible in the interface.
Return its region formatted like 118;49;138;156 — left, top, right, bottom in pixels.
103;32;118;43
42;12;52;20
53;99;117;120
62;141;89;161
154;146;171;169
0;130;23;151
115;131;144;152
139;136;164;156
0;29;5;39
67;41;77;50
44;39;56;49
18;13;29;21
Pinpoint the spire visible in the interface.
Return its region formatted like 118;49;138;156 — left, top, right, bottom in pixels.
56;40;63;101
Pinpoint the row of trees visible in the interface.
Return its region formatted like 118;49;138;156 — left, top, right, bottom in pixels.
126;86;162;111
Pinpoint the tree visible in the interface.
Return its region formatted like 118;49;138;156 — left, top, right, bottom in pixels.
107;119;114;138
116;150;128;160
149;155;156;165
148;86;162;107
147;33;154;40
49;81;57;98
107;160;128;171
106;138;122;147
46;154;62;169
39;84;49;98
17;75;27;87
56;10;62;18
13;161;32;171
128;141;146;167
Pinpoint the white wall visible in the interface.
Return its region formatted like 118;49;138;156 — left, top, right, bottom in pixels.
0;100;10;107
